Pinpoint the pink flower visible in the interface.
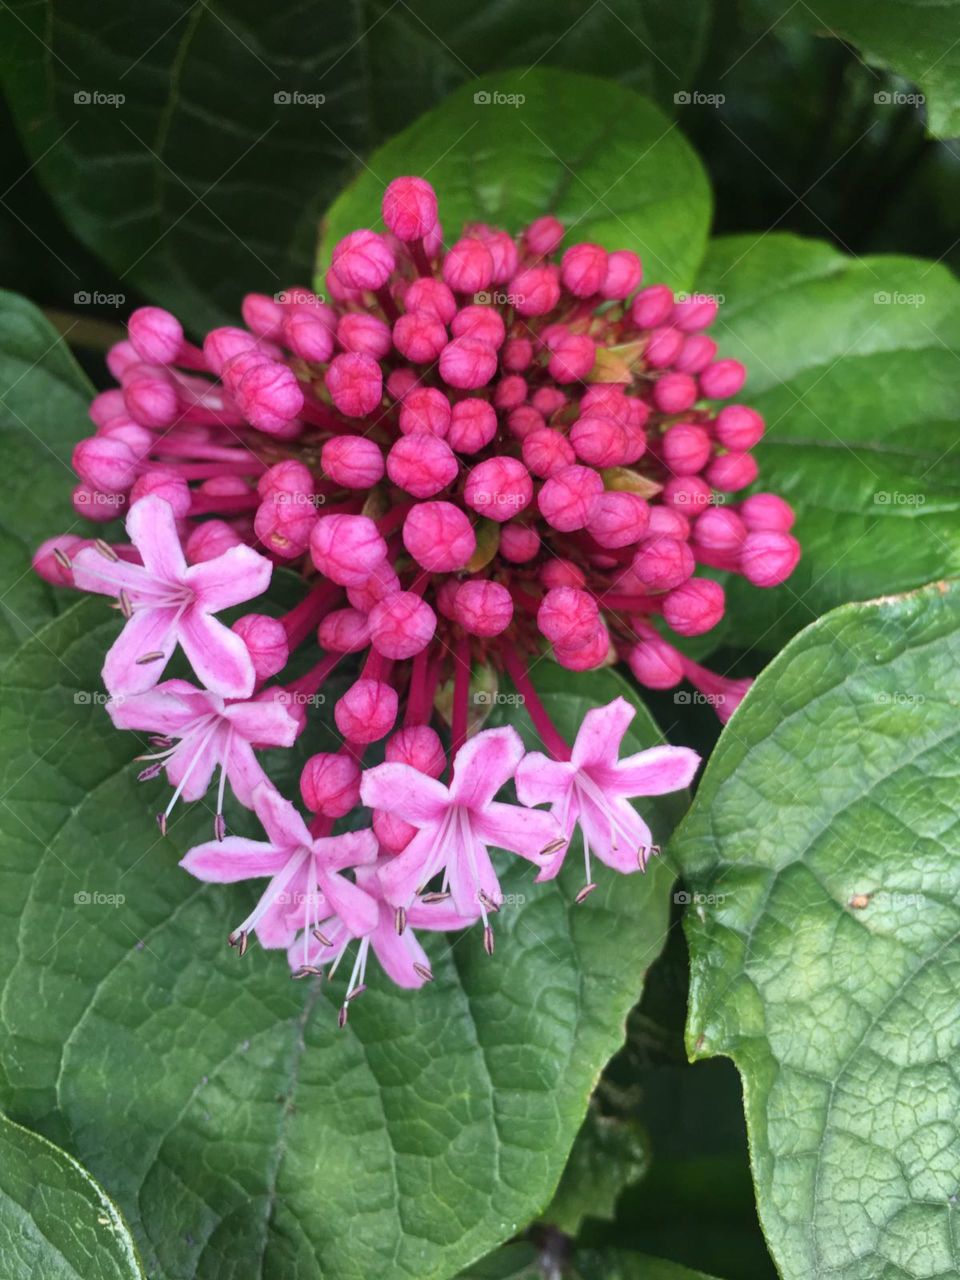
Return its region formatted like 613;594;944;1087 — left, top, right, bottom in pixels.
72;496;271;698
515;697;699;895
110;679;299;836
180;783;379;950
287;860;478;1022
360;727;560;950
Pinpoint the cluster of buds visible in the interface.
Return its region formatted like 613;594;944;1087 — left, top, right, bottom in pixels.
35;176;797;1016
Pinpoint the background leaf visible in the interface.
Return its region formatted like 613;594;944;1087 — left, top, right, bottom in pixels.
317;68;713;292
701;235;960;650
0;292;101;658
542;1103;648;1236
0;1110;142;1280
672;578;960;1279
0;619;684;1280
748;0;960;137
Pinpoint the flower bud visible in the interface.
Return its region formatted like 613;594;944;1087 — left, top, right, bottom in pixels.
398;386;452;437
739;531;800;586
452;304;506;348
106;340;140;380
706;451;758;493
653;372;698;414
241;293;286;341
647;505;690;539
442;237;495;294
337;312;392;359
500;522;540;563
569;416;630;467
739;492;795;532
447;398;497;453
318;608;371;653
129;469;191;518
464;456;533;522
674;334;718;374
510;265;561;316
335;678;398;742
386;724;446;777
662;475;712;512
33;535;86;585
662;578;725;635
402;501;476;572
392;310;448;364
506;405;546;440
602;249;643;300
301;752;361;817
561;243;608;297
203;327;257;376
72;436;138;493
387;434;459;498
662;423;712;475
283;310;335;362
693;506;747;551
538;586;599;651
547;331;596;383
310;514;387;585
237;361;304;433
439;337;498;389
473;225;519;280
128;306;184;365
89;389;128;428
331;229;395;291
72;485;123;522
185;519;243;563
402;278;456;324
369;591;437;658
232;613;289;680
541;559;585;589
373;808;416;852
321;435;385;489
257;459;313;501
492;375;526;411
382;176;438;241
645;326;684;370
523;216;564;256
700;359;746;400
502;337;533;372
631;537;695;591
715;404;764;451
453;579;513;636
538;464;603;531
254;492;316;558
325;352;382;418
586;492;649;548
672;294;718;332
628;635;684;688
554;621;610;670
122;366;179;427
347;562;401;612
631;284;674;328
532;386;568;417
522;427;576;478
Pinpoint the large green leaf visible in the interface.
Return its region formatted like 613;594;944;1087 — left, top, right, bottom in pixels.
0;1111;142;1280
672;579;960;1279
0;609;683;1279
459;1244;722;1280
318;68;712;292
749;0;960;137
0;6;709;331
701;235;960;649
0;292;98;658
542;1102;648;1235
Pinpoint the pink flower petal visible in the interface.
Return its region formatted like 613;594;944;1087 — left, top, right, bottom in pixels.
184;544;272;612
313;828;378;873
570;697;634;772
407;897;480;931
448;824;500;918
473;800;560;862
318;870;379;937
102;606;178;696
251;784;312;850
448;726;524;810
514;752;576;807
71;550;151;599
164;730;220;802
106;684;198;735
178;609;256;699
377;825;444;907
370;914;432;988
223;738;270;808
360;762;449;826
609;744;700;797
126;495;187;581
180;836;291;882
221;698;299;747
579;790;652;874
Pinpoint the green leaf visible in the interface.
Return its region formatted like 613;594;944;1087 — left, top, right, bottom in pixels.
0;291;99;659
701;235;960;649
672;579;960;1280
0;605;684;1280
748;0;960;137
0;7;710;331
542;1103;648;1235
318;68;712;293
575;1252;722;1280
456;1242;540;1279
0;1111;142;1280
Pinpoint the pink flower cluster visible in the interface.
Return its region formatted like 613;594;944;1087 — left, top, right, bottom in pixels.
34;175;799;1014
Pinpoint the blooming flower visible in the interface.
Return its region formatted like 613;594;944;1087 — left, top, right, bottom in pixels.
180;784;379;950
108;679;300;837
287;860;478;1024
515;697;700;894
72;495;272;699
360;727;559;950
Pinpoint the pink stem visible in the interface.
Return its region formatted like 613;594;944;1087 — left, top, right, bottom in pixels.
282;582;341;649
499;646;571;761
450;633;471;757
